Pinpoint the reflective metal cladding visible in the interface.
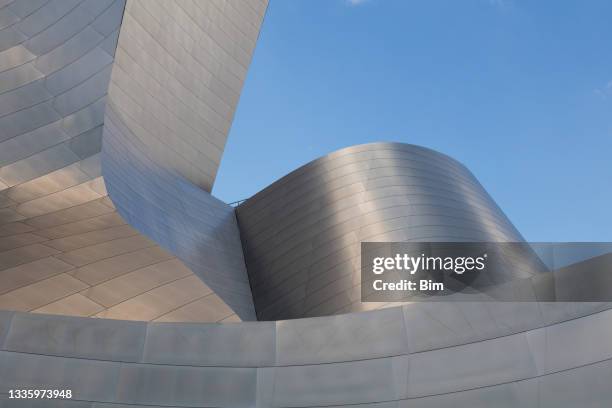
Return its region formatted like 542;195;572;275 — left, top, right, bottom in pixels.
1;1;612;407
236;142;528;320
0;0;264;322
101;0;268;320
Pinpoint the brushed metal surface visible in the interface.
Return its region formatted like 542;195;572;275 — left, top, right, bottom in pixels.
1;2;612;407
0;0;247;323
100;0;268;320
236;142;529;320
0;303;609;406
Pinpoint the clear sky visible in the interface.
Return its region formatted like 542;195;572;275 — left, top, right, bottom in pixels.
213;0;612;242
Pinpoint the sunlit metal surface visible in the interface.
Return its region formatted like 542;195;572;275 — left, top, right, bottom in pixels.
0;0;246;323
236;142;531;320
1;296;612;406
1;1;612;407
101;0;267;320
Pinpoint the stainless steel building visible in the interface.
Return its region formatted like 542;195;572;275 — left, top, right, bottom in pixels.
1;1;611;407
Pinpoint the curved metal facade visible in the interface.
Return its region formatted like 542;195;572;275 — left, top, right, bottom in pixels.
101;0;268;320
0;0;259;323
236;142;527;320
1;1;611;407
1;298;612;407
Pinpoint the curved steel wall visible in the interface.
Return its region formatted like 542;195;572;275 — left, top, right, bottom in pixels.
1;298;612;407
101;0;268;320
236;142;528;320
102;106;256;320
0;0;245;323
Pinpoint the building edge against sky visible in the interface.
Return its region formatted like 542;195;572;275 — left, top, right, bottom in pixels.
0;0;612;407
101;0;265;320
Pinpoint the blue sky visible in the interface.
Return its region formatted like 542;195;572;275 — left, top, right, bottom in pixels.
214;0;612;242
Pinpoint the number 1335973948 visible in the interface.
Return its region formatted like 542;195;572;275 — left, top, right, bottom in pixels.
8;389;72;399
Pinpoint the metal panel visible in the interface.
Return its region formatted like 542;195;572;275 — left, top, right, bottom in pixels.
34;212;124;239
0;101;60;143
24;198;115;229
32;293;105;317
277;307;410;365
0;256;74;295
14;0;82;39
6;0;48;20
270;357;404;407
22;0;114;56
152;293;237;323
0;121;69;168
69;245;172;286
44;47;113;95
0;83;51;122
144;320;275;367
0;232;47;251
0;62;43;93
4;312;145;361
81;258;191;307
94;275;212;321
0;310;13;347
15;177;105;218
0;273;88;311
44;224;137;251
52;64;112;116
398;381;539;408
0;350;120;402
406;333;538;397
62;97;106;138
35;27;104;75
526;308;612;375
0;243;59;271
0;143;80;187
55;234;154;267
114;363;257;407
5;162;93;203
538;359;612;408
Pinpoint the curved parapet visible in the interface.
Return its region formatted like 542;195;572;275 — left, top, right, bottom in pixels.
1;295;611;406
236;142;529;320
101;0;268;320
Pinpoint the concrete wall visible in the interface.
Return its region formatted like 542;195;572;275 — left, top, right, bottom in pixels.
236;142;528;320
